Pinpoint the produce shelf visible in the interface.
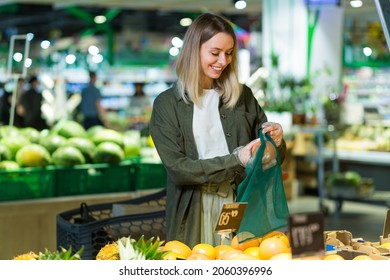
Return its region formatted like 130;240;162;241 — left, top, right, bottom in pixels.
0;167;56;202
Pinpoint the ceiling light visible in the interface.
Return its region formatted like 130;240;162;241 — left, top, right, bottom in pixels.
350;0;363;8
40;40;50;49
13;52;23;62
169;47;180;57
171;37;183;48
180;18;192;27
94;15;107;24
234;0;247;10
88;45;99;56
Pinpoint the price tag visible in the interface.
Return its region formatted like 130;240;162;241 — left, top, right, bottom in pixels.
214;203;247;234
383;208;390;238
288;212;324;257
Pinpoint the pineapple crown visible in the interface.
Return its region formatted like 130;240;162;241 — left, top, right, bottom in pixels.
117;235;167;260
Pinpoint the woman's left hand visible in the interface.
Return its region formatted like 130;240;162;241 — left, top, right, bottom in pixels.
261;122;284;147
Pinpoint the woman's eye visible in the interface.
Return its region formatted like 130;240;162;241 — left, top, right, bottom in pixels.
211;52;219;56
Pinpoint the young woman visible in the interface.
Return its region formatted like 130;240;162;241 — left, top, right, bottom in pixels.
150;13;286;248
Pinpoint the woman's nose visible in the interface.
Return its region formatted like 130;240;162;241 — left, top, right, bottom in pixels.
218;54;227;65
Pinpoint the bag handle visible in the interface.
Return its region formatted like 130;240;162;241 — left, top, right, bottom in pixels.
258;128;281;164
80;202;91;221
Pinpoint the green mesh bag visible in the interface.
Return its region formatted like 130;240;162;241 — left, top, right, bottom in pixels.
236;130;289;243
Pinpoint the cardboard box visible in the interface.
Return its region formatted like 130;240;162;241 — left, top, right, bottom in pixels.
324;230;390;260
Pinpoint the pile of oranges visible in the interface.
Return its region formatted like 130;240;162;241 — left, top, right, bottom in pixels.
161;231;292;260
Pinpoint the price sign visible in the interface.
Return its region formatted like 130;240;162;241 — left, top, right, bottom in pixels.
214;203;247;234
288;212;324;257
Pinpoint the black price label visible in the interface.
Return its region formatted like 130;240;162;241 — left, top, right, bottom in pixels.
288;212;324;257
214;203;247;233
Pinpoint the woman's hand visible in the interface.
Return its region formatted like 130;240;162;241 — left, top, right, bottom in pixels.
234;138;260;167
261;122;284;147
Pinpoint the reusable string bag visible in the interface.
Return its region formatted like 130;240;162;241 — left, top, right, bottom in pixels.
236;130;289;243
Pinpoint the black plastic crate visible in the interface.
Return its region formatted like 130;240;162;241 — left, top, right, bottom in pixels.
56;189;166;260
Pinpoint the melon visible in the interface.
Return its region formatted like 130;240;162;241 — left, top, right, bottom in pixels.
91;129;124;148
39;134;67;154
53;119;87;138
0;143;12;161
93;142;124;164
66;137;96;163
15;144;51;167
52;146;86;166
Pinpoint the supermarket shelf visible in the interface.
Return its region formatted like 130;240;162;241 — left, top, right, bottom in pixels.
323;149;390;166
328;191;390;214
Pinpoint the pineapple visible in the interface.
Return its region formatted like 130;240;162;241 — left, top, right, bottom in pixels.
100;235;167;260
38;246;83;260
13;251;38;260
13;246;83;260
96;242;120;260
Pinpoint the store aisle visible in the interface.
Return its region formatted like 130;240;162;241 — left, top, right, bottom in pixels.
288;196;388;242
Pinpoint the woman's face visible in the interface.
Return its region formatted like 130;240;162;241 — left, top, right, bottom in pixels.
199;32;234;89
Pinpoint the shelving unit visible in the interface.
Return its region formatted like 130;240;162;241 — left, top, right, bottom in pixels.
293;124;390;215
342;67;390;126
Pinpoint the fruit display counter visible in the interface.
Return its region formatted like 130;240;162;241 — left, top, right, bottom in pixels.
0;120;167;202
0;189;160;260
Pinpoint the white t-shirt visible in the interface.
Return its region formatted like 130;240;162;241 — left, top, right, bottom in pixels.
193;89;229;159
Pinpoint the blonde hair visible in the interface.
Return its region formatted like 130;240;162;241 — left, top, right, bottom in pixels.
176;13;242;108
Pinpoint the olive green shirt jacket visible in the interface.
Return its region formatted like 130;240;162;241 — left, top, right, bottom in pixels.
149;83;286;248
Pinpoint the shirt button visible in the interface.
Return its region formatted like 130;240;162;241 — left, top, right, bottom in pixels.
226;132;231;137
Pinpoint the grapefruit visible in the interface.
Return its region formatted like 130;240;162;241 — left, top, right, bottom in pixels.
219;249;245;260
230;235;260;251
187;253;211;260
353;255;372;260
214;245;235;259
258;236;291;260
243;246;262;259
322;254;345;260
191;243;216;260
163;240;192;259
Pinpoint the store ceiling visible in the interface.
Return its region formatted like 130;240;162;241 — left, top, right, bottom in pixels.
0;0;379;42
3;0;262;13
0;0;263;42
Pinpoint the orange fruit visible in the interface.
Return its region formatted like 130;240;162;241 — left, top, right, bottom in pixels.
258;236;291;260
220;249;245;260
243;246;262;259
163;251;185;260
269;252;292;260
192;243;216;259
214;244;235;259
230;235;260;251
251;140;260;155
262;231;290;248
163;240;192;259
322;254;345;260
231;253;259;260
353;255;372;260
187;253;211;260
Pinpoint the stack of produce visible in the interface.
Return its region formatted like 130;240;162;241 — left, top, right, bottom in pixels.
0;120;150;170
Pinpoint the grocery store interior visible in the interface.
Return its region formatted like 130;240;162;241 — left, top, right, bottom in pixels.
0;0;390;260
